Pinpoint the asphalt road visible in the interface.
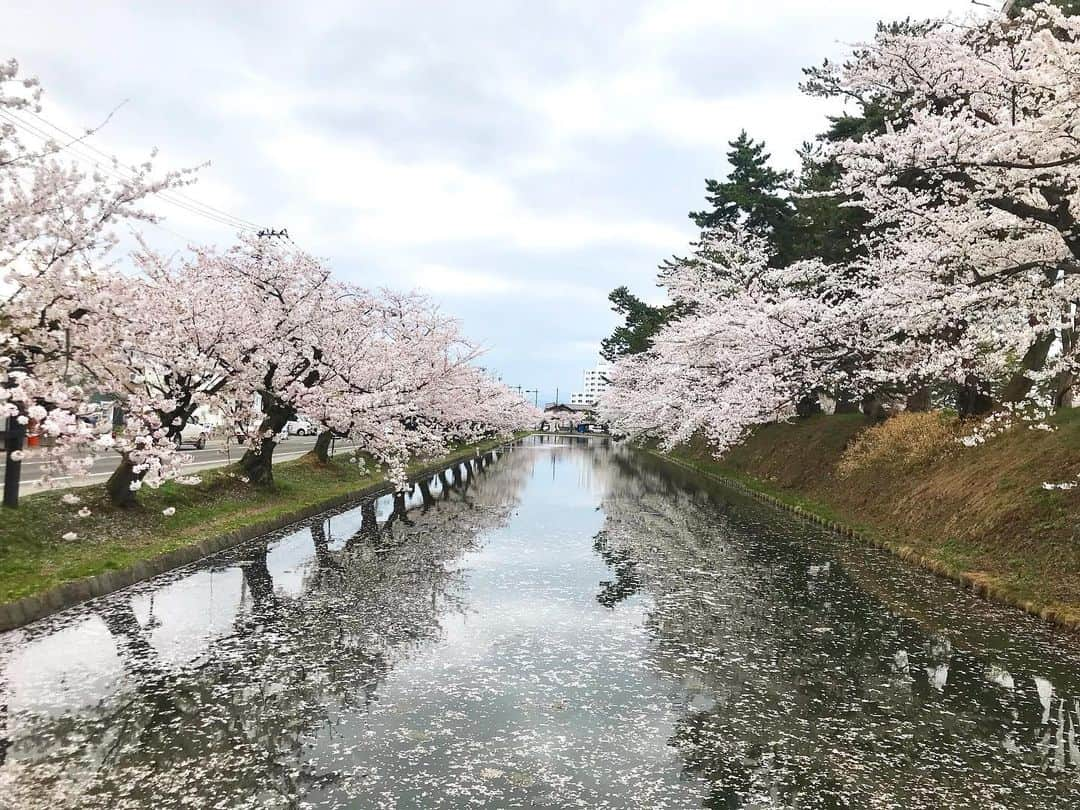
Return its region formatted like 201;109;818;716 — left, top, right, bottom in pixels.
0;434;344;494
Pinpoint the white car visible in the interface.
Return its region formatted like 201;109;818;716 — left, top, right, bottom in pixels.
285;418;317;437
175;416;211;450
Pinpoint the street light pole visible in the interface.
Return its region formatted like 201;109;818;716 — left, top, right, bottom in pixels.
3;416;26;508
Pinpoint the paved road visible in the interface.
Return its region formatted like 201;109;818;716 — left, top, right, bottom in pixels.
0;434;345;494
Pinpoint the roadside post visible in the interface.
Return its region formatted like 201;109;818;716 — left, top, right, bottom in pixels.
3;415;26;508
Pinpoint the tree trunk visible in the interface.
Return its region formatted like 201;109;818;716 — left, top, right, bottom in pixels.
860;394;886;420
106;455;142;508
834;390;860;414
1054;318;1076;409
956;375;995;419
238;398;293;486
1054;370;1076;409
1001;332;1055;404
313;429;333;464
239;436;279;486
795;393;822;418
905;386;931;412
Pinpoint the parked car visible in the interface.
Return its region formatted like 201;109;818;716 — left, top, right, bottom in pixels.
285;418;317;437
77;412;111;436
175;416;211;450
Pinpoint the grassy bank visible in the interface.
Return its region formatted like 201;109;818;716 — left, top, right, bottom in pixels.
665;410;1080;627
0;437;516;605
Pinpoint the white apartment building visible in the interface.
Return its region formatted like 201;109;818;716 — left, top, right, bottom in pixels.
570;361;611;407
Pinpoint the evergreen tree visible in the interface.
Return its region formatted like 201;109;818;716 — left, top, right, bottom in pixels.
787;102;892;264
599;286;679;362
689;131;796;263
794;23;927;265
602;134;794;361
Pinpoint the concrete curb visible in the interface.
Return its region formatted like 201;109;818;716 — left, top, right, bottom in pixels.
0;442;510;633
648;450;1080;636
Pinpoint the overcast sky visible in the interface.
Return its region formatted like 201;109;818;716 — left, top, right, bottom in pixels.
3;0;979;404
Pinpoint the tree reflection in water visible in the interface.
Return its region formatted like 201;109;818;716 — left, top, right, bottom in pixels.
596;453;1080;808
2;439;1079;809
0;448;531;809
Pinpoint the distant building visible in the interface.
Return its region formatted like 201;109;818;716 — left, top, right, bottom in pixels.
542;402;595;431
584;362;611;403
571;360;611;407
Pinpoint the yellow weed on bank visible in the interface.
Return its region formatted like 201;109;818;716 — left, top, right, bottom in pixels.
671;411;1080;626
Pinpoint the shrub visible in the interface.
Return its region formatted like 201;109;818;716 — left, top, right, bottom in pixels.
837;411;959;478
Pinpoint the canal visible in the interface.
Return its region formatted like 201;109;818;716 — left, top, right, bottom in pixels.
1;435;1078;808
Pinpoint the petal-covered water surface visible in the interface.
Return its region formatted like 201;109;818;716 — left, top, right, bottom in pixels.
1;435;1078;808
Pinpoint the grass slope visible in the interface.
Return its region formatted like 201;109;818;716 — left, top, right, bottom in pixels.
669;411;1080;625
0;438;514;604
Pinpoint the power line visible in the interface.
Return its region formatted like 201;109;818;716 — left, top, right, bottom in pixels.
4;106;258;231
23;107;261;231
0;108;253;233
0;107;259;233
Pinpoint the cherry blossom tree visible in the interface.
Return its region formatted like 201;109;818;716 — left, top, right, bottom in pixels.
601;226;864;452
296;288;474;481
2;58;540;520
190;234;341;486
298;289;540;486
602;2;1080;461
85;239;538;503
1;58;191;509
807;1;1080;411
88;242;252;505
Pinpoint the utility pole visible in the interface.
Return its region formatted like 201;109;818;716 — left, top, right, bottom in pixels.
3;416;26;508
525;388;539;407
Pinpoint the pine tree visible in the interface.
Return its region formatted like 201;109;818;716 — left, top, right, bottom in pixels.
795;27;923;265
787;104;887;265
689;131;796;263
599;286;679;361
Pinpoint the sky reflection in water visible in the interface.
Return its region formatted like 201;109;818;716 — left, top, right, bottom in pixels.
1;435;1079;808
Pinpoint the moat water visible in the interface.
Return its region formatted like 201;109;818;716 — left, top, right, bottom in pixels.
1;435;1078;808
